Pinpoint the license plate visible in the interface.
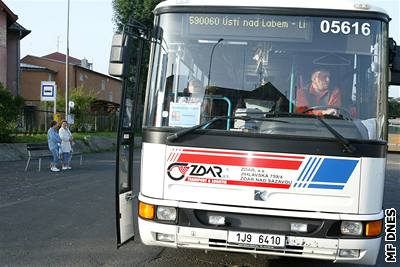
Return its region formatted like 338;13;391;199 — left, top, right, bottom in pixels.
227;231;285;248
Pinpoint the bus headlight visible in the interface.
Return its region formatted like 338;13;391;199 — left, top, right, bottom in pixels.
156;206;177;221
341;221;363;235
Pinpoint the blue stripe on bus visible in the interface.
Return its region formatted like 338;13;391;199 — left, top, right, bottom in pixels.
308;183;344;190
305;158;322;183
300;157;317;182
299;157;318;187
311;159;358;184
303;158;322;187
296;158;313;182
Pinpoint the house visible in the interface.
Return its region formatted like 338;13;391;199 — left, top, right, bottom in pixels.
21;52;122;110
20;53;122;132
0;0;30;95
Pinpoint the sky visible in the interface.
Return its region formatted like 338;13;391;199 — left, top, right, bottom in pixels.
4;0;400;97
4;0;115;74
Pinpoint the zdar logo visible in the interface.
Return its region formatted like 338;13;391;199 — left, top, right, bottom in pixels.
167;163;190;180
167;163;222;181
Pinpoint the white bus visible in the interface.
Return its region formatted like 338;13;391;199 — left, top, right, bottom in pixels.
110;0;400;265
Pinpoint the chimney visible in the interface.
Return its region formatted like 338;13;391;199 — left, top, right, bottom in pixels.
80;58;93;70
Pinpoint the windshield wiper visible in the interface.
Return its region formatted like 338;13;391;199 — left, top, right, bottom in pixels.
167;116;225;142
254;110;353;121
316;116;357;153
167;112;356;153
282;113;356;153
167;115;287;142
243;111;356;153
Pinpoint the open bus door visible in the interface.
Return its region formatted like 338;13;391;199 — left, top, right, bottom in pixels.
109;32;144;247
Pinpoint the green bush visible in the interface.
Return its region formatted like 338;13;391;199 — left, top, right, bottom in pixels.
0;83;25;142
69;86;96;132
389;99;400;118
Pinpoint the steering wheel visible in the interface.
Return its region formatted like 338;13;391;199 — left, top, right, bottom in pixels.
302;105;352;120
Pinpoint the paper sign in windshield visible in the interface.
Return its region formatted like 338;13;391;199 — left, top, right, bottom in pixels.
169;102;201;127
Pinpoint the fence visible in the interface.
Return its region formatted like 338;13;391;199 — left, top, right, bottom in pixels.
17;108;120;133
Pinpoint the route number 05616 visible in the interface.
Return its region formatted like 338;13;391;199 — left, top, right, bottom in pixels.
320;20;371;36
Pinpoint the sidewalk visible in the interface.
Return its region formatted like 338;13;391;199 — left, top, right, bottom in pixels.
0;136;141;162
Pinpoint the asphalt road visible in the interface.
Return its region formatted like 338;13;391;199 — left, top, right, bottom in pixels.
0;151;398;267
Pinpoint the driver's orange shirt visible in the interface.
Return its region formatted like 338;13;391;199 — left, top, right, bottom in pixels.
296;84;341;114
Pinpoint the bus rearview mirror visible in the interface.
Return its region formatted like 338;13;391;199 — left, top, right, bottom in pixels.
389;38;400;85
109;63;125;77
108;33;132;77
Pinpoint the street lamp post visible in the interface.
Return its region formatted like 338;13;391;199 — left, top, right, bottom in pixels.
65;0;70;121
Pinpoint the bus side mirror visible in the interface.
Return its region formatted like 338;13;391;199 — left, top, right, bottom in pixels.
389;38;400;85
109;33;132;77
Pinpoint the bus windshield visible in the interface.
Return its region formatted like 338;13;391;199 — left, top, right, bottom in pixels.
145;13;388;141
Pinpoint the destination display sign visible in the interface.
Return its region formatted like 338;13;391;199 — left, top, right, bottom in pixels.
185;14;312;41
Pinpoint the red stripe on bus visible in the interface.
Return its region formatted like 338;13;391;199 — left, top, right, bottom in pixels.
252;153;305;159
177;154;302;170
181;149;305;159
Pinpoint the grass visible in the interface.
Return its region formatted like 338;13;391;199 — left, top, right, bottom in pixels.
11;131;118;143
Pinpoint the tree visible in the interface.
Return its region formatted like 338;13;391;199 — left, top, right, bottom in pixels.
112;0;162;129
112;0;162;31
68;86;96;132
388;99;400;118
0;83;25;142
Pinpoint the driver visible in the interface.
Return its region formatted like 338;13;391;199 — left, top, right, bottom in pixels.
296;69;341;116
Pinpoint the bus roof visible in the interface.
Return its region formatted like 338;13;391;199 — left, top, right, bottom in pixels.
154;0;389;15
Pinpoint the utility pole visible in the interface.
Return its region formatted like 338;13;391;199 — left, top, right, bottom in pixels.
65;0;70;120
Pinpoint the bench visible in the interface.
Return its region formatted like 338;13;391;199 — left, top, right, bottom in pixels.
25;143;83;171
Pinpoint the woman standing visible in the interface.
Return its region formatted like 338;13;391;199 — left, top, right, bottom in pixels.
47;120;62;172
59;120;74;170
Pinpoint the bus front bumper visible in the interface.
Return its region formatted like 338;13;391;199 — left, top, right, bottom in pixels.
138;218;381;265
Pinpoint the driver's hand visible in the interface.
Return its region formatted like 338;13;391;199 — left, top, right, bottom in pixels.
321;108;339;116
